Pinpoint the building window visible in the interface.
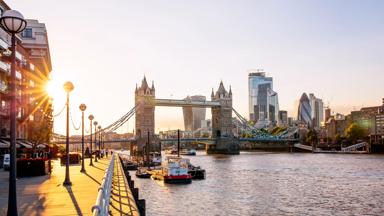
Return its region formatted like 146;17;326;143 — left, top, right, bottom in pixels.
22;28;33;38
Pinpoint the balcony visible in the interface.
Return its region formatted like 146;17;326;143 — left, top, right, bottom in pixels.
0;106;9;116
0;38;9;50
16;71;22;80
30;63;35;71
0;81;8;93
15;51;23;62
0;61;10;74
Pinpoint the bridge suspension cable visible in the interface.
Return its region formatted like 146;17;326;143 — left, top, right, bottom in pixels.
99;105;138;134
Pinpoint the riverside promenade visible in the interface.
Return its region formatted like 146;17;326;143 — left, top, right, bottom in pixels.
0;157;112;216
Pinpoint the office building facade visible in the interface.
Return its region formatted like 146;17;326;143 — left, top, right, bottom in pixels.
248;70;279;128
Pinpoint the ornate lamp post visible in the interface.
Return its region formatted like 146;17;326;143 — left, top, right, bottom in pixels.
79;104;87;173
63;81;74;186
88;114;94;166
94;121;98;162
0;9;27;216
98;125;102;156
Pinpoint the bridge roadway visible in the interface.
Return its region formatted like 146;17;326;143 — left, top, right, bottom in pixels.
53;137;299;145
155;98;220;107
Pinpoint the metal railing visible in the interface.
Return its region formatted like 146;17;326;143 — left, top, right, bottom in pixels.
342;142;368;152
92;154;115;216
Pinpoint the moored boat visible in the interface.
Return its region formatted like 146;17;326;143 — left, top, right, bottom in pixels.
188;165;206;180
151;156;192;184
180;148;197;156
165;148;178;155
135;167;152;178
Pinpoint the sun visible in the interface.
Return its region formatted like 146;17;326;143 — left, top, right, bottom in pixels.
44;77;65;100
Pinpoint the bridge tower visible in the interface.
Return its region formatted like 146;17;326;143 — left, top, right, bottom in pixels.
208;81;239;154
133;76;157;154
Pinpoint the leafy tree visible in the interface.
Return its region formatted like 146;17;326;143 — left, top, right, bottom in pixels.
29;120;52;157
305;129;318;145
345;123;366;144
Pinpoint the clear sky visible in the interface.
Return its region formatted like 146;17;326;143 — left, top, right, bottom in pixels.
6;0;384;135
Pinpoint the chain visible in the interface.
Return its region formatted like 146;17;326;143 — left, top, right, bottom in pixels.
70;111;81;130
53;103;66;118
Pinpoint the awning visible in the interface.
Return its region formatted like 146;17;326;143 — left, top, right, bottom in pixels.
0;140;22;148
17;141;32;149
0;140;8;148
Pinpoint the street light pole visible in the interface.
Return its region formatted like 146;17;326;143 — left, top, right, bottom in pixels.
98;125;102;157
94;121;98;162
88;115;94;166
0;9;27;216
63;81;74;186
79;104;87;173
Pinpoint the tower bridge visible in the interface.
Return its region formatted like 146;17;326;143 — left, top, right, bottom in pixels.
134;76;239;155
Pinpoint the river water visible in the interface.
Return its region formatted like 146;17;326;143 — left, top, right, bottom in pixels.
129;151;384;216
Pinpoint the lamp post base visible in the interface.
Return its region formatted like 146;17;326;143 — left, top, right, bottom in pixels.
63;180;72;186
80;169;86;173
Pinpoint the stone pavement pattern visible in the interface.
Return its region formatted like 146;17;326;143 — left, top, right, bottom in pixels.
0;157;111;216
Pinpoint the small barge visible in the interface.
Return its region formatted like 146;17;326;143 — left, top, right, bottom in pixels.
151;156;192;184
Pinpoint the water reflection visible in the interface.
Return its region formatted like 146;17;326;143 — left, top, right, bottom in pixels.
130;151;384;216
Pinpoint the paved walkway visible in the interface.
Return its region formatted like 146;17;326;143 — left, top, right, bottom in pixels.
0;157;112;216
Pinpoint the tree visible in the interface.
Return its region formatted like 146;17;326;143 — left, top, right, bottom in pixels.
345;123;366;144
305;129;318;146
29;120;52;157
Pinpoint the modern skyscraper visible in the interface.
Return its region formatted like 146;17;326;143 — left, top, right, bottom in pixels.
278;110;288;126
182;95;206;131
297;93;312;127
297;93;324;128
248;70;279;128
309;93;324;128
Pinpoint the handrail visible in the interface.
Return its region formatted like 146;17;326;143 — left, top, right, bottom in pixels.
92;154;115;216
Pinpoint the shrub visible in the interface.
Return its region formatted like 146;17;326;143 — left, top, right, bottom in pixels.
60;153;81;165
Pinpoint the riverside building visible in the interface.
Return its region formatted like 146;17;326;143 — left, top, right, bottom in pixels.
0;1;52;142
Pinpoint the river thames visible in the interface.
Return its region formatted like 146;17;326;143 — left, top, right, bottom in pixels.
129;151;384;216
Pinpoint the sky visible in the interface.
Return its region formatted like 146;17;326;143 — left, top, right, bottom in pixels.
6;0;384;135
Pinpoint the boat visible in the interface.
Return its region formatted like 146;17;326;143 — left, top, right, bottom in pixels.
121;156;139;171
150;152;162;166
188;164;206;180
151;156;192;184
165;148;178;155
180;148;197;156
135;167;152;178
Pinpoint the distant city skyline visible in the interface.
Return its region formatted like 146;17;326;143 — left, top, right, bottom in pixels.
5;0;384;135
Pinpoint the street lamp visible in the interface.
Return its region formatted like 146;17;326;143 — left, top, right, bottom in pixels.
79;104;87;173
0;9;27;216
63;81;74;186
88;114;94;166
98;125;102;157
94;121;98;162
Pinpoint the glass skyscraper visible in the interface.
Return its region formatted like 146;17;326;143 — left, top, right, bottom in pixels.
248;71;279;128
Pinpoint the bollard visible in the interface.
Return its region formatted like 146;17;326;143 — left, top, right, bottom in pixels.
132;188;139;201
137;199;146;216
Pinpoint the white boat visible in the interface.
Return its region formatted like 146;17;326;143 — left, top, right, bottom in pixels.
151;156;192;184
150;152;162;165
180;148;196;156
